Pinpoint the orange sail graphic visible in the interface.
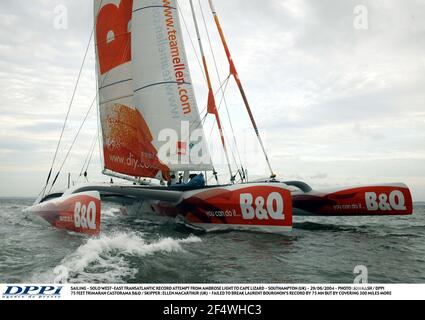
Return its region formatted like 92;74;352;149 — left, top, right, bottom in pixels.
103;104;170;180
96;0;133;75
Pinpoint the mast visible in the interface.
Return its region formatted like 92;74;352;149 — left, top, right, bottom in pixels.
189;0;234;181
207;0;276;179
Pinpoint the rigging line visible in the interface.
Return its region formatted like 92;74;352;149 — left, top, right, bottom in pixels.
176;2;228;182
95;58;105;172
207;174;217;183
173;22;233;170
184;73;231;145
176;0;206;83
97;129;103;170
176;74;231;153
206;75;230;136
48;31;132;193
207;77;239;176
42;28;94;195
78;147;90;180
216;76;242;174
213;73;231;96
81;132;97;175
189;0;233;181
198;0;244;170
206;76;234;145
184;73;231;138
85;135;98;176
187;76;236;182
78;131;98;179
192;73;230;128
170;1;213;151
207;0;276;178
41;0;105;196
199;73;230;130
96;107;104;171
48;98;97;194
205;81;230;138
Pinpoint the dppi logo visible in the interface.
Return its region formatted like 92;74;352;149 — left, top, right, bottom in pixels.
365;190;406;211
3;286;63;298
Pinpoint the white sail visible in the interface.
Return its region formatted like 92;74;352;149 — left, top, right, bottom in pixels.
132;0;212;172
94;0;212;180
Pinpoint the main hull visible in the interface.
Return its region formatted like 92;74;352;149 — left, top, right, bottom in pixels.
153;183;293;233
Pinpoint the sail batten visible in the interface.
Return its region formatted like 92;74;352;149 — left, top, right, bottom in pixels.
133;5;177;13
134;81;192;94
99;78;133;90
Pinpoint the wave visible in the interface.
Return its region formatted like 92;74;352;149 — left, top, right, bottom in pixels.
293;221;364;232
51;232;201;283
101;206;123;217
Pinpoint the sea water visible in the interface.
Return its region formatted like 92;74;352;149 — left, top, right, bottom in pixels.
0;198;424;283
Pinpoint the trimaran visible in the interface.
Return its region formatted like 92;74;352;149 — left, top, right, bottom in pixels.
28;0;413;235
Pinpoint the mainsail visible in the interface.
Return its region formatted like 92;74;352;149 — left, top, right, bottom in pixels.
94;0;212;181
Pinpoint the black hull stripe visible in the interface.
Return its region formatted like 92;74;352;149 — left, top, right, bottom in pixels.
99;78;132;90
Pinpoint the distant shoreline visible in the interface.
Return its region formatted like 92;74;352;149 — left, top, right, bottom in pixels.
0;196;36;200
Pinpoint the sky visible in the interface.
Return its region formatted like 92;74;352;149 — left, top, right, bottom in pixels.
0;0;424;200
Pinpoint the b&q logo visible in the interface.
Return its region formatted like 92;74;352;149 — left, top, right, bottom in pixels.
240;192;285;220
365;190;406;211
74;201;98;230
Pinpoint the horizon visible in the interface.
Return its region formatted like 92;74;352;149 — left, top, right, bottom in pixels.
0;0;424;200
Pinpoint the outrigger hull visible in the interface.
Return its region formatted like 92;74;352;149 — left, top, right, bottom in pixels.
287;182;413;216
26;191;102;235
